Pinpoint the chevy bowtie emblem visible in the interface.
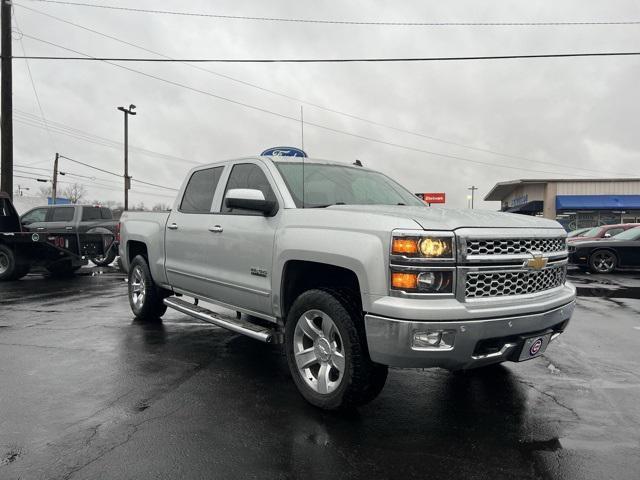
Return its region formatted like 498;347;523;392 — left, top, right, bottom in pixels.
525;253;548;271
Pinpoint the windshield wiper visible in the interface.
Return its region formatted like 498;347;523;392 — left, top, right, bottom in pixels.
306;202;346;208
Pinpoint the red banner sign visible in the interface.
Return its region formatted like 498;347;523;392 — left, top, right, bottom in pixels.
418;192;446;204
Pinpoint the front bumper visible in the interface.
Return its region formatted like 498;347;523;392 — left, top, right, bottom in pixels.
365;300;575;370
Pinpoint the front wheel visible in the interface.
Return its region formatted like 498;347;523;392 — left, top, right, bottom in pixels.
285;289;388;410
589;250;617;274
128;255;169;321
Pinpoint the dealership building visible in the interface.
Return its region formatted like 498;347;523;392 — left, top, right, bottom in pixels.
484;178;640;230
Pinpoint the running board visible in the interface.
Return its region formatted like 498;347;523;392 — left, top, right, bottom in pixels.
163;297;282;344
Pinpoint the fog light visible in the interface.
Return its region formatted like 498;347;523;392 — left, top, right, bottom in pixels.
414;331;442;347
412;330;455;351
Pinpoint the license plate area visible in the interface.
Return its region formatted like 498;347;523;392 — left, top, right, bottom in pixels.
518;333;552;361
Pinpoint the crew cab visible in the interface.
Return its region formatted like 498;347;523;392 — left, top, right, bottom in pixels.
21;204;119;266
119;157;576;410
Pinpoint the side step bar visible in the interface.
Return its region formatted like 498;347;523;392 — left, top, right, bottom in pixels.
164;297;282;344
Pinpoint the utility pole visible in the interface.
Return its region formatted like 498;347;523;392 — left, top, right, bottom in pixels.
51;152;59;204
468;185;478;209
1;0;13;199
117;104;136;210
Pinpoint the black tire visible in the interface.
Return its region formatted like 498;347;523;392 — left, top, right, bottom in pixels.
91;249;117;267
0;244;29;281
46;261;79;277
589;250;617;274
285;288;388;410
128;255;169;321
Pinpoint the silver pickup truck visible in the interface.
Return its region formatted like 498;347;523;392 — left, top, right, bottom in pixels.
119;156;576;410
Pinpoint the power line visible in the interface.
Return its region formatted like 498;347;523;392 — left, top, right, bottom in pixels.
12;7;57;153
17;34;630;179
23;1;640;27
14;109;199;165
58;154;120;177
8;52;640;62
14;3;638;179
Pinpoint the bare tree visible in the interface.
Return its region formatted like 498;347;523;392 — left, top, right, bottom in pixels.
38;184;52;198
152;202;171;211
62;183;87;204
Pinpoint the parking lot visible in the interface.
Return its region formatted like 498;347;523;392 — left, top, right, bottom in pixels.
1;267;639;480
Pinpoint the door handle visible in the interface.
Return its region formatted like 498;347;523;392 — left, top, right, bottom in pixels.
37;227;45;231
208;225;223;233
65;226;73;230
167;223;179;230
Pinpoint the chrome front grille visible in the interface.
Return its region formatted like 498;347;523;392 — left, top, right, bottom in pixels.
466;237;566;257
465;263;567;299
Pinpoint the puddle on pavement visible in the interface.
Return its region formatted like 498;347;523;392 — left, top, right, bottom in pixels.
575;286;640;300
518;437;562;453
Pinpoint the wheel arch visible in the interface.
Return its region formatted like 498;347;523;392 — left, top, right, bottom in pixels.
279;260;364;321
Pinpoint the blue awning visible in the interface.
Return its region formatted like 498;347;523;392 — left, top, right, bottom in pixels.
556;195;640;210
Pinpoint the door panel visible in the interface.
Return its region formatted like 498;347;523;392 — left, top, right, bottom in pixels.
164;166;226;297
205;162;280;315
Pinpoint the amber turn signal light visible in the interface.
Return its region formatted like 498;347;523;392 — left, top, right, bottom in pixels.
392;238;418;255
391;272;418;290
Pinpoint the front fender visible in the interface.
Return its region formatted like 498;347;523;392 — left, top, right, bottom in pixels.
272;227;389;317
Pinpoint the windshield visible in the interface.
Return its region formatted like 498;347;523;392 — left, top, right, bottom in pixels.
274;162;425;208
568;228;588;237
611;227;640;241
581;227;603;238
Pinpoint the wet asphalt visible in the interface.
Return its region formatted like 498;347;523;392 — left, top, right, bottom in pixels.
1;267;639;480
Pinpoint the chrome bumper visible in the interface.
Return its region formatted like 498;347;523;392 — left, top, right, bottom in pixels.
365;300;575;370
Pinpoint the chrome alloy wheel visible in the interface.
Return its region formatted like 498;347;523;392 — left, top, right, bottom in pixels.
0;251;9;276
592;251;615;273
293;309;346;395
130;265;147;309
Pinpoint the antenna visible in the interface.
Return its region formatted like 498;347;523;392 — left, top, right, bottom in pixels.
301;105;305;209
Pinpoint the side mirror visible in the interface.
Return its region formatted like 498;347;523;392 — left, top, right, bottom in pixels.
603;232;612;238
225;189;276;216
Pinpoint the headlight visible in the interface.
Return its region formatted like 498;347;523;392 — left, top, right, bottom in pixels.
391;233;455;260
391;270;454;294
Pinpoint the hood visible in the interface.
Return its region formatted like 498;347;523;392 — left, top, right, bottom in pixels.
328;205;562;231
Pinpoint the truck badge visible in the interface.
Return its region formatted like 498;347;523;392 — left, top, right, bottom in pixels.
250;267;268;278
525;253;547;271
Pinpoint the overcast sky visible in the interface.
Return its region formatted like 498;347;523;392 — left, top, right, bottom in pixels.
5;0;640;208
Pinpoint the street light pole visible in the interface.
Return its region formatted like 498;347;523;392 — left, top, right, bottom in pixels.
468;185;478;209
51;153;59;204
117;104;136;210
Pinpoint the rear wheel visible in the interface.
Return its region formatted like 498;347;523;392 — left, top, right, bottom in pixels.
285;289;388;410
91;249;117;267
128;255;168;320
0;245;29;281
589;250;617;274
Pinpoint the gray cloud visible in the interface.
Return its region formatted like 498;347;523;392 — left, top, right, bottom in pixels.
8;0;640;208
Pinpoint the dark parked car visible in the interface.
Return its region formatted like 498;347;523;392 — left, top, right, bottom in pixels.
20;204;119;266
567;223;640;243
567;227;591;238
568;226;640;273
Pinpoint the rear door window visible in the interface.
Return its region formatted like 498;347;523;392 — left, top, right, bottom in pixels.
180;167;224;213
50;207;75;222
81;207;102;221
100;208;113;220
